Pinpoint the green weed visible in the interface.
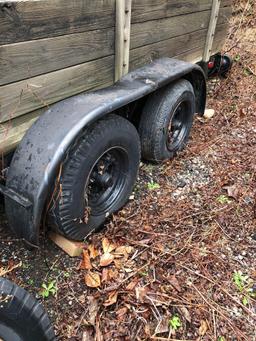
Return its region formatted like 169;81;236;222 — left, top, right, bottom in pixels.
147;181;160;190
169;315;182;331
40;280;57;299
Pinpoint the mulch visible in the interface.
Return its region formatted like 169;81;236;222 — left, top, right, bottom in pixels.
0;1;255;340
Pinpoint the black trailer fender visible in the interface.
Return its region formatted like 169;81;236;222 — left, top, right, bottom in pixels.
3;58;206;246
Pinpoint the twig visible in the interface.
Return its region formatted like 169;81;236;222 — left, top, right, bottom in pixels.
190;283;249;340
180;264;256;319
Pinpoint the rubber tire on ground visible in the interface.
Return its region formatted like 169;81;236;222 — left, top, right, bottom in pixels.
139;79;195;162
0;277;55;341
48;114;140;241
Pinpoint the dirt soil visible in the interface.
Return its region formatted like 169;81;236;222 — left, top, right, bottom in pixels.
0;1;255;340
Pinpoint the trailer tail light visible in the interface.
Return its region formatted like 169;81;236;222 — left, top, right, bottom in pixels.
208;61;215;69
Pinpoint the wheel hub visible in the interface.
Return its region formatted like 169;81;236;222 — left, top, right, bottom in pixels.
167;101;188;151
85;147;129;215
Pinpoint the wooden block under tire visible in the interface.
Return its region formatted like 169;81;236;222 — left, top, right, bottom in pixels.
48;232;84;257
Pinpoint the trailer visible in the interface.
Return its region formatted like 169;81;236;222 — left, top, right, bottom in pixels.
0;0;232;248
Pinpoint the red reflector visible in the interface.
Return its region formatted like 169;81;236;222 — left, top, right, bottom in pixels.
208;62;214;69
208;61;215;69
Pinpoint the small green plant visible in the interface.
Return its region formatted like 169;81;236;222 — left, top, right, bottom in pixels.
63;271;70;278
40;280;57;299
217;195;231;204
28;278;34;286
147;181;160;190
234;54;240;62
22;262;29;269
243;67;253;76
218;337;226;341
242;296;249;306
169;315;182;331
233;270;256;306
233;270;248;292
139;271;148;277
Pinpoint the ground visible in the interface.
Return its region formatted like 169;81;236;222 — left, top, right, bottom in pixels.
0;1;255;340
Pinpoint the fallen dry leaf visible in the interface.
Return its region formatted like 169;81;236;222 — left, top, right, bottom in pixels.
126;278;139;291
168;275;182;292
88;244;99;259
100;252;114;267
114;259;123;269
114;245;133;255
85;272;101;288
179;306;191;323
102;268;109;283
102;268;119;283
155;317;170;334
224;184;240;200
135;286;149;303
80;250;92;270
102;238;116;254
199;320;208;336
109;268;119;280
116;306;128;320
104;291;118;306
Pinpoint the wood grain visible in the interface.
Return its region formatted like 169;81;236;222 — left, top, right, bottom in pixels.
0;7;230;86
0;0;231;45
131;0;231;23
130;7;230;50
0;109;41;153
130;24;227;71
0;0;115;45
0;56;114;123
0;28;114;86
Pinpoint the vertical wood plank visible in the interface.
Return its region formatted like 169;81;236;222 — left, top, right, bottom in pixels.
115;0;132;81
203;0;221;61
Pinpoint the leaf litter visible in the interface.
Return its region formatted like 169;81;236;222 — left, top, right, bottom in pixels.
0;1;256;340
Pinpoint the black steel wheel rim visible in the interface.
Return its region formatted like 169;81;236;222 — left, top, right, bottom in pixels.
85;147;129;215
167;101;189;151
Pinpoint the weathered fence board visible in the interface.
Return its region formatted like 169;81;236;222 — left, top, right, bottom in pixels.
0;7;230;86
0;56;114;123
131;0;231;23
0;109;41;153
0;28;114;86
0;0;115;45
130;24;227;71
0;0;231;45
130;7;229;50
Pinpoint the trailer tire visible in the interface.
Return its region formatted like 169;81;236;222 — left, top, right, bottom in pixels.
139;79;195;162
0;277;55;341
48;114;140;241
